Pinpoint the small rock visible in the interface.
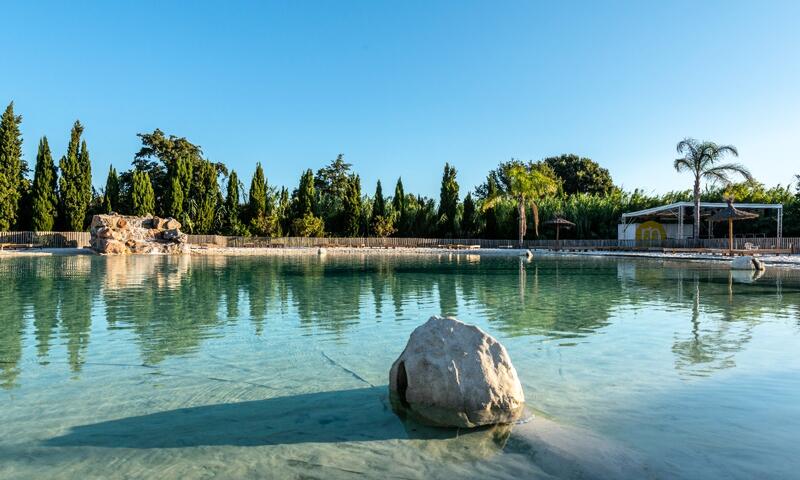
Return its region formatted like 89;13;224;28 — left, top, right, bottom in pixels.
317;247;327;255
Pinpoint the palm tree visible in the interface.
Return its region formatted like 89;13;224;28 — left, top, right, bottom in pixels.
674;138;752;240
484;161;560;247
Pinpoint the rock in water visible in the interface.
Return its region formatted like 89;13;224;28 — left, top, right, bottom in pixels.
731;255;766;271
389;316;525;428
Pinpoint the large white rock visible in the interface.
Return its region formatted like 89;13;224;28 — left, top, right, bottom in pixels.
731;256;765;271
389;316;525;428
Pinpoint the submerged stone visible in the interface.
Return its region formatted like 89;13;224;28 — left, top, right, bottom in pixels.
389;316;525;428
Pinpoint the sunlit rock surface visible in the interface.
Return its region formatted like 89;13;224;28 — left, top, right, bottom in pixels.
89;214;189;255
389;316;525;428
731;256;765;271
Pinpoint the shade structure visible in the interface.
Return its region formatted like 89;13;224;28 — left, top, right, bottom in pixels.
710;199;759;253
543;216;575;245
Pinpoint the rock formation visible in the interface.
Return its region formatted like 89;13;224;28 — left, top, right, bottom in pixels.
389;316;525;428
730;255;766;271
89;214;189;255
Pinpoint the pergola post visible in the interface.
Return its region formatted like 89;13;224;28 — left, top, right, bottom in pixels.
678;204;684;246
778;206;783;246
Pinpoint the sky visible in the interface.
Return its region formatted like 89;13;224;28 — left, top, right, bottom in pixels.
3;0;799;198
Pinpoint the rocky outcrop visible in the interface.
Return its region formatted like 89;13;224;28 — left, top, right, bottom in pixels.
389;316;525;428
89;214;189;255
731;255;765;271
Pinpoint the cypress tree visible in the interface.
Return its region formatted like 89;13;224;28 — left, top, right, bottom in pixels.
295;169;316;217
248;163;267;225
225;170;241;233
102;165;120;213
166;175;183;219
193;161;218;233
484;175;499;239
372;180;386;218
131;170;155;216
59;121;90;230
393;177;406;235
0;102;23;230
393;177;405;217
177;156;193;217
30;137;58;231
462;192;476;237
343;174;362;236
437;163;459;237
79;140;92;221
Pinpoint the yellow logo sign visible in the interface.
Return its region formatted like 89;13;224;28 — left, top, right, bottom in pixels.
636;221;666;241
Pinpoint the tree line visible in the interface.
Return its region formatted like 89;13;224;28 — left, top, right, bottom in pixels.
2;101;799;239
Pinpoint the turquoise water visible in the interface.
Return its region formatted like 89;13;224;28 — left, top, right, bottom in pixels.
1;254;799;479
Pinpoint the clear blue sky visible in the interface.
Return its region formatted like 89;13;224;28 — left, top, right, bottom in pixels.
4;0;799;198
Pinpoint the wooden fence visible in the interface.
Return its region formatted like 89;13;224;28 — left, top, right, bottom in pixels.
2;231;797;253
185;235;800;251
0;231;91;248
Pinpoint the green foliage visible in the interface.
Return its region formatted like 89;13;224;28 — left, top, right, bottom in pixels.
483;160;560;244
192;161;219;234
437;163;459;237
30;137;58;230
371;215;396;237
674;138;751;239
0;102;24;230
131;170;155;216
371;180;386;229
102;165;120;214
461;192;477;237
166;175;183;219
543;154;614;195
392;177;407;235
342;174;362;236
58;121;91;230
293;169;316;219
291;213;325;237
224;170;247;234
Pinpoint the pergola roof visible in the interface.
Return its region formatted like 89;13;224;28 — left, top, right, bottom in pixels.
621;201;782;220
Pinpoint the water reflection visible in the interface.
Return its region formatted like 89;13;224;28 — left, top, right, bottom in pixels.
1;255;799;388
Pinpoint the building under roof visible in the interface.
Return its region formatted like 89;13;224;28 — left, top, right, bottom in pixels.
619;201;783;240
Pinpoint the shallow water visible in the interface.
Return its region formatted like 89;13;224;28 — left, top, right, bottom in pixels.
0;254;798;479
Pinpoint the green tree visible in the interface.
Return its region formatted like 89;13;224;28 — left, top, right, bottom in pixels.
0;102;24;230
294;169;316;217
131;170;155;216
314;154;352;234
59;121;90;230
543;154;614;195
166;174;183;219
483;176;499;239
102;165;120;213
79;139;92;223
291;213;325;237
674;138;752;239
462;192;477;237
392;177;407;235
248;163;267;224
30;137;58;230
372;180;386;218
437;163;459;236
343;174;362;236
193;160;219;233
484;161;560;246
224;169;245;234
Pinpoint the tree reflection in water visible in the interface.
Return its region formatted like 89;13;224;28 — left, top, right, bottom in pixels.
0;254;798;388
